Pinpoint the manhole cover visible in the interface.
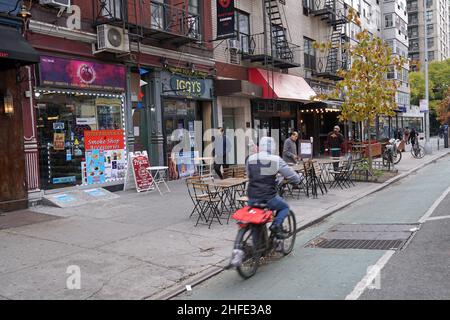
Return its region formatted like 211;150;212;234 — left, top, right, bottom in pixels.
305;224;419;250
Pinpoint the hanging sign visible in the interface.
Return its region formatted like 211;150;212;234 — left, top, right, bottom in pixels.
84;129;125;151
216;0;235;39
123;151;154;193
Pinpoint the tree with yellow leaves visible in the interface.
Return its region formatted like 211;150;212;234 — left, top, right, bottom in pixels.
314;8;406;170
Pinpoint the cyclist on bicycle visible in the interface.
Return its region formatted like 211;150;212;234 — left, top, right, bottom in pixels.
246;136;301;239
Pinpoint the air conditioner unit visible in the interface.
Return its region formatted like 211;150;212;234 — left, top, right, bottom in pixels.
229;39;241;51
96;24;130;54
39;0;71;9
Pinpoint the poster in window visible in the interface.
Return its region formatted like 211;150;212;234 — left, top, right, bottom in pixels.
85;149;106;185
216;0;235;39
53;133;65;151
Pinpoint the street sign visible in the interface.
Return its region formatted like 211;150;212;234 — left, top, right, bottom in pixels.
419;99;429;113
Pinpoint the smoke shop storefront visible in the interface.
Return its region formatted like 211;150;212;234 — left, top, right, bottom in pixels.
35;56;127;190
160;69;214;180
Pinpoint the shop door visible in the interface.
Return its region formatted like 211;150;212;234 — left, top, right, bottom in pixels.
254;117;282;155
163;99;201;179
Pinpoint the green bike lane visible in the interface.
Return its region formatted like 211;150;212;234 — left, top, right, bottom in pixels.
175;155;450;300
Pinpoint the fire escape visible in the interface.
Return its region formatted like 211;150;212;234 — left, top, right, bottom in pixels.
309;0;349;80
92;0;201;49
242;0;301;69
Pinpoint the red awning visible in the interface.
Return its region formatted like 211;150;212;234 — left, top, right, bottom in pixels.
248;68;317;102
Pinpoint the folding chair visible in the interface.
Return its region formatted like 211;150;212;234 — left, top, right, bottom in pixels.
192;182;222;229
312;161;328;195
303;161;318;198
186;176;202;219
329;160;349;189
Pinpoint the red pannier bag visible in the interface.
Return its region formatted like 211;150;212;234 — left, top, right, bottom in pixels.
232;206;273;224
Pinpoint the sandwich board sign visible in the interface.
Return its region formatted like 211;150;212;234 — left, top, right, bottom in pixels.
299;139;313;159
123;151;154;192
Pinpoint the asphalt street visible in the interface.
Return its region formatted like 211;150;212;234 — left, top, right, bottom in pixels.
175;155;450;300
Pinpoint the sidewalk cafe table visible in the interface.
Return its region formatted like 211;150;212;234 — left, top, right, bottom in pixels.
146;166;171;195
206;178;248;222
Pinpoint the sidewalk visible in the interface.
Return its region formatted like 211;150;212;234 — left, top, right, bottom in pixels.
0;138;448;300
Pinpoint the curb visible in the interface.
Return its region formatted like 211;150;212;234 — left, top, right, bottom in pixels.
149;150;450;300
295;150;450;233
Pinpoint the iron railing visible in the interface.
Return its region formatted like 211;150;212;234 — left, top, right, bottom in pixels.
243;32;301;66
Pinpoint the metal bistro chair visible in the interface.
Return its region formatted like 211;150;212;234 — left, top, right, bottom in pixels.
186;176;203;219
311;160;328;195
329;158;352;189
303;161;318;198
191;181;222;229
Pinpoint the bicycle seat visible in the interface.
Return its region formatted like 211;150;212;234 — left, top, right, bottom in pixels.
250;203;268;209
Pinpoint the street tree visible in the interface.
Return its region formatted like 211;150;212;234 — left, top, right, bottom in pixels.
437;87;450;124
314;8;406;170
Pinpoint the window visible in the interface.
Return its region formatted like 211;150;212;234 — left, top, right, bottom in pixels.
407;0;418;11
428;51;435;60
188;0;200;38
427;37;434;48
385;14;393;27
426;11;433;23
235;10;250;53
408;26;418;38
387;66;395;79
427;24;434;36
303;37;316;70
408;13;418;25
101;0;123;20
409;39;419;51
426;0;433;8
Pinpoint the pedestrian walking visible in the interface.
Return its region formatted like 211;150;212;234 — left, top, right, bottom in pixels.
327;125;344;170
404;127;410;145
282;131;299;164
213;127;231;179
409;127;418;146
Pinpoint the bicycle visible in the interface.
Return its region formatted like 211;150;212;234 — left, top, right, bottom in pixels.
227;204;297;279
382;138;402;167
411;140;425;159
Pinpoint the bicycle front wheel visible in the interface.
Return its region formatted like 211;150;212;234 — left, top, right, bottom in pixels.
393;150;402;164
281;210;297;255
236;225;261;279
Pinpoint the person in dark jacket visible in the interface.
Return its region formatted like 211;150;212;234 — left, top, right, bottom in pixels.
283;131;299;164
409;128;418;146
246;137;301;238
213;127;231;179
327;125;344;169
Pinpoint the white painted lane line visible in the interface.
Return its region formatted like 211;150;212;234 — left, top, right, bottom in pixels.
418;186;450;224
426;215;450;221
345;250;396;300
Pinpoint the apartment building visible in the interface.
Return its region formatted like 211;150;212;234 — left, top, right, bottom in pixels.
213;0;351;156
1;0;217;199
408;0;449;66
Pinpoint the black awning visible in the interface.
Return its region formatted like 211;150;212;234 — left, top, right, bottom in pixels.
0;25;39;69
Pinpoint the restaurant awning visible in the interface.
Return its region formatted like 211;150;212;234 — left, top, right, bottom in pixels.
248;68;317;102
0;25;40;70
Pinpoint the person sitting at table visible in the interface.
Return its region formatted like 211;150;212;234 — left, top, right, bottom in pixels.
283;131;299;164
246;136;301;239
327;125;344;170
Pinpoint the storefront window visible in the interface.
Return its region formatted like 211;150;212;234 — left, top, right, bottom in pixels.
36;92;125;189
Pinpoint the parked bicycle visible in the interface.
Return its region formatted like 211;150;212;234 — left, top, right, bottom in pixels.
226;204;297;279
411;140;425;159
382;138;402;167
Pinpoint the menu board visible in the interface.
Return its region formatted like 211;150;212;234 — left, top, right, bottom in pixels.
123;151;154;193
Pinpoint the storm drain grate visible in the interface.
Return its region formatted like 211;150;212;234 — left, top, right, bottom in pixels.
305;224;419;251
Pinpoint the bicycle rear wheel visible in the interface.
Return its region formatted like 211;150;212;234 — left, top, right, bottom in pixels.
393;150;402;164
281;210;297;255
236;225;261;279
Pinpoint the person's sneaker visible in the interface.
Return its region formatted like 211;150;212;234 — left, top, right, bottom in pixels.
229;249;245;267
270;224;289;239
